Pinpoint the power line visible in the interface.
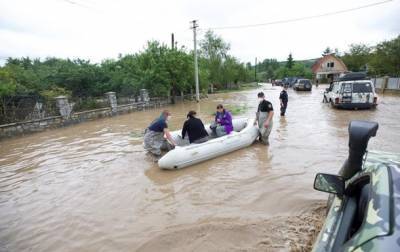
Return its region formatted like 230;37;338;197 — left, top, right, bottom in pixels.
209;0;394;30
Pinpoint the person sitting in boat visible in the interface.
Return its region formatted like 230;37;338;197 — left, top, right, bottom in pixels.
210;104;233;137
143;110;176;156
181;110;209;144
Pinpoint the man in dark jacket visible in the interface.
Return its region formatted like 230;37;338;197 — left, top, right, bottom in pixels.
182;111;209;144
279;85;288;116
255;92;274;145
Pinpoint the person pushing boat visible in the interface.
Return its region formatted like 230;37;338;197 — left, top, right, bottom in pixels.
143;110;176;156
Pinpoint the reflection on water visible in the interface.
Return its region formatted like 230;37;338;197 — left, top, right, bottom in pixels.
1;84;400;251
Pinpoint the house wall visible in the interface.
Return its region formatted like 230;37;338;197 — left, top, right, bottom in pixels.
314;55;347;74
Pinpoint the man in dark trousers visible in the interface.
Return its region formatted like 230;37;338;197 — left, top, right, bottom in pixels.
279;85;288;116
254;92;274;145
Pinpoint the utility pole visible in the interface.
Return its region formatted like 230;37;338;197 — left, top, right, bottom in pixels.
171;33;175;50
254;57;257;82
191;20;200;102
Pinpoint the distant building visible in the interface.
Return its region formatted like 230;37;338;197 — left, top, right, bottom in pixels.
312;53;348;83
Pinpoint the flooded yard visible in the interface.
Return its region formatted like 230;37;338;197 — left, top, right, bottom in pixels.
1;84;399;251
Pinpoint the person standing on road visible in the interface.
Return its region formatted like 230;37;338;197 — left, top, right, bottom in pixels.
254;92;274;145
279;85;288;116
143;110;175;156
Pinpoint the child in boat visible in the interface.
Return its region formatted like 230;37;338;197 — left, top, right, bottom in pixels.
143;110;176;156
181;110;209;144
210;104;233;137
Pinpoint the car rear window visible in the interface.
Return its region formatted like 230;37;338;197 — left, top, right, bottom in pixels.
299;80;310;84
353;83;372;93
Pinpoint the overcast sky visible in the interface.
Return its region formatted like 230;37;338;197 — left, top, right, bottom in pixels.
0;0;399;65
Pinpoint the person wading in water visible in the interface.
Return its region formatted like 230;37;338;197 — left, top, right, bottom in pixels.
254;92;274;145
279;85;288;116
143;110;176;157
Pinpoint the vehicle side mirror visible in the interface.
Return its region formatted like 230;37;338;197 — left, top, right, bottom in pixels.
314;173;345;197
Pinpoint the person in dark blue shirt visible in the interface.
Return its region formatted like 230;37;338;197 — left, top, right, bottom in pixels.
279;85;289;116
143;110;176;156
181;110;209;144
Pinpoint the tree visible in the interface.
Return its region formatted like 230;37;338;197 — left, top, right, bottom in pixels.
200;30;230;89
341;44;371;72
0;68;17;123
369;36;400;76
286;53;294;69
323;47;332;55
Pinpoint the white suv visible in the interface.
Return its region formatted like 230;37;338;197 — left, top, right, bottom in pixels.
323;73;378;109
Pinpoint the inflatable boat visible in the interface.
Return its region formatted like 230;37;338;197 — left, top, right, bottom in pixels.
158;118;259;169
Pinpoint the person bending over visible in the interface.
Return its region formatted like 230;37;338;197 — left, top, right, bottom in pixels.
181;110;209;144
143;110;175;156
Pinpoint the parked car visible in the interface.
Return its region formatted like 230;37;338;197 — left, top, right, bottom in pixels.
275;79;283;86
293;79;312;91
323;72;378;109
312;120;400;252
282;77;290;86
289;77;298;87
282;77;298;87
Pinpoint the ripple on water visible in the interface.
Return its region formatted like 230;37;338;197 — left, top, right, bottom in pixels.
1;86;400;251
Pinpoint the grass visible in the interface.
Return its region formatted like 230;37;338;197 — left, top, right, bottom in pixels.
210;104;249;116
229;104;249;115
213;82;259;94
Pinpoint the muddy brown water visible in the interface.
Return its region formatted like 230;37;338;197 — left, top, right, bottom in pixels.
1;84;399;251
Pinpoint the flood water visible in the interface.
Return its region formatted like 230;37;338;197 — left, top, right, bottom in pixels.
1;84;400;251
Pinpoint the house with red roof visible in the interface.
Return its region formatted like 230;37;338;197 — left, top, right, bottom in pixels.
312;53;348;83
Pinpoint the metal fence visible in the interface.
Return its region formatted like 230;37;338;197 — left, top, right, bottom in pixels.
0;96;59;125
371;77;400;90
388;78;400;89
71;97;110;112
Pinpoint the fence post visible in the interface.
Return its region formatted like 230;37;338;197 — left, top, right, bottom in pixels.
105;92;117;114
382;76;389;94
55;96;72;119
140;89;150;103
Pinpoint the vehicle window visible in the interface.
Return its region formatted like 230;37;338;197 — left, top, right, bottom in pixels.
300;80;310;84
332;84;340;93
332;176;371;251
353;83;372;93
342;83;352;93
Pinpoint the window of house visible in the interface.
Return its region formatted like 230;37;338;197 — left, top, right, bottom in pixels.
326;62;335;68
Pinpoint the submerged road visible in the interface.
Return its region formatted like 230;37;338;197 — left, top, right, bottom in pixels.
1;84;399;251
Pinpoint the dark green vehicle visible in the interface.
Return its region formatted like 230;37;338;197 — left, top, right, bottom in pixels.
312;121;400;251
